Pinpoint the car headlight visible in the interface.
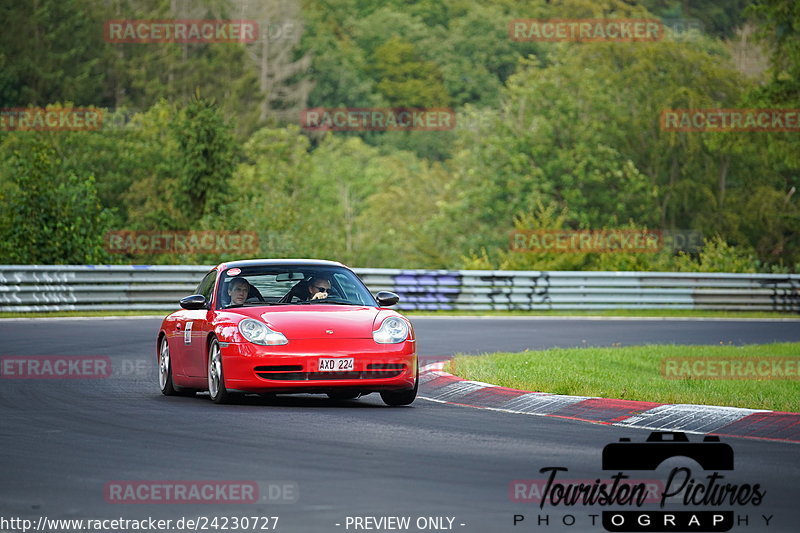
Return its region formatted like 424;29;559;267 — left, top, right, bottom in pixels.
373;317;409;344
238;318;288;345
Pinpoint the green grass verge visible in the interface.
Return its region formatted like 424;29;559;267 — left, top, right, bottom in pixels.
445;343;800;412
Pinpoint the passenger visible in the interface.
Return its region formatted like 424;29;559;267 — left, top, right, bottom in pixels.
227;277;251;306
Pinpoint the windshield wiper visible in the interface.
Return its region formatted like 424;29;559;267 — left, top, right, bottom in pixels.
226;302;291;308
290;299;356;305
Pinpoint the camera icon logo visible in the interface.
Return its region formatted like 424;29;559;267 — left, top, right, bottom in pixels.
602;431;734;471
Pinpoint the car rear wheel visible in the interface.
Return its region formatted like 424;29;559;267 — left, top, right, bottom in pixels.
208;338;231;404
158;337;177;395
159;337;197;397
380;362;418;406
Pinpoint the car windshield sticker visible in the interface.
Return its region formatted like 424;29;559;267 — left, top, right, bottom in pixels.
227;268;241;276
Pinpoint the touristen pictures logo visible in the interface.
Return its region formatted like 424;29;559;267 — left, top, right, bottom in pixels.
512;431;769;532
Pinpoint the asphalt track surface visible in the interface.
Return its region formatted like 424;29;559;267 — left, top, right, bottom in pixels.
1;317;799;533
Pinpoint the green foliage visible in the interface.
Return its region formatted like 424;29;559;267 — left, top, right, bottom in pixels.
639;0;752;39
672;236;762;273
370;36;450;107
105;0;264;137
0;137;111;264
114;98;238;238
436;3;541;108
747;0;800;103
0;0;795;273
0;0;113;107
172;96;238;222
215;125;314;260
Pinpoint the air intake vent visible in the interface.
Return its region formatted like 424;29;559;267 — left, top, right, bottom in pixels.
256;370;403;381
366;363;406;370
254;365;303;372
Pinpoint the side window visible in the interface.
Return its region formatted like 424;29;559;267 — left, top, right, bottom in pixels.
196;270;217;302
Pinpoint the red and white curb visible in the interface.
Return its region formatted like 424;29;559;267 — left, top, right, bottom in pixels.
419;362;800;443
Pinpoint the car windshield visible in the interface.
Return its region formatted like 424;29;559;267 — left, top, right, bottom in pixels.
216;265;377;309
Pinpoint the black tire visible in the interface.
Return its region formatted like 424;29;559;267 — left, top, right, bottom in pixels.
380;361;418;406
208;338;232;404
327;391;361;400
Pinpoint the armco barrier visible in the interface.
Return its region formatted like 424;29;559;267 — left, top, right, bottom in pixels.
0;265;798;313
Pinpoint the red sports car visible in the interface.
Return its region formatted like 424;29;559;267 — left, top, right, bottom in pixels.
157;259;417;405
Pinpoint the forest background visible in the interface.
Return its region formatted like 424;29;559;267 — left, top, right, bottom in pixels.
0;0;798;273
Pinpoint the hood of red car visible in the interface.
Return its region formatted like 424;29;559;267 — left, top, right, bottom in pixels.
222;305;382;339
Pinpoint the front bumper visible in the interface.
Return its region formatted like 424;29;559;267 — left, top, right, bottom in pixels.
221;338;416;393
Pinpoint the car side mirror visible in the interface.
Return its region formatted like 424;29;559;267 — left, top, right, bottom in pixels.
376;291;400;307
180;294;208;310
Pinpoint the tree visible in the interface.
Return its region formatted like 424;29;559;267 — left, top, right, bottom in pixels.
747;0;800;104
234;0;313;123
105;0;263;137
215;125;313;259
640;0;752;39
122;97;238;235
0;137;111;264
172;95;239;222
0;0;114;107
430;35;793;269
369;36;450;108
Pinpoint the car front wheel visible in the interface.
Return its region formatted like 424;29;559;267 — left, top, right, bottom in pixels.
380;362;418;406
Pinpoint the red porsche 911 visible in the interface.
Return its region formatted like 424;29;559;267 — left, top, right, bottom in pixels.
157;259;417;405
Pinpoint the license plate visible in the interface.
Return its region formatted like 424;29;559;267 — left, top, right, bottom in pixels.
318;357;354;372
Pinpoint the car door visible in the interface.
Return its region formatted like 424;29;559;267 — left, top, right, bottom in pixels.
181;269;217;378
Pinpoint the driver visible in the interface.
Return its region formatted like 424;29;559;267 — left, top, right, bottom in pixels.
307;276;332;300
227;277;251;306
280;276;333;303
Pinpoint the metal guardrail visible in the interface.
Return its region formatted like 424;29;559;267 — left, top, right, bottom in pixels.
1;265;798;313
